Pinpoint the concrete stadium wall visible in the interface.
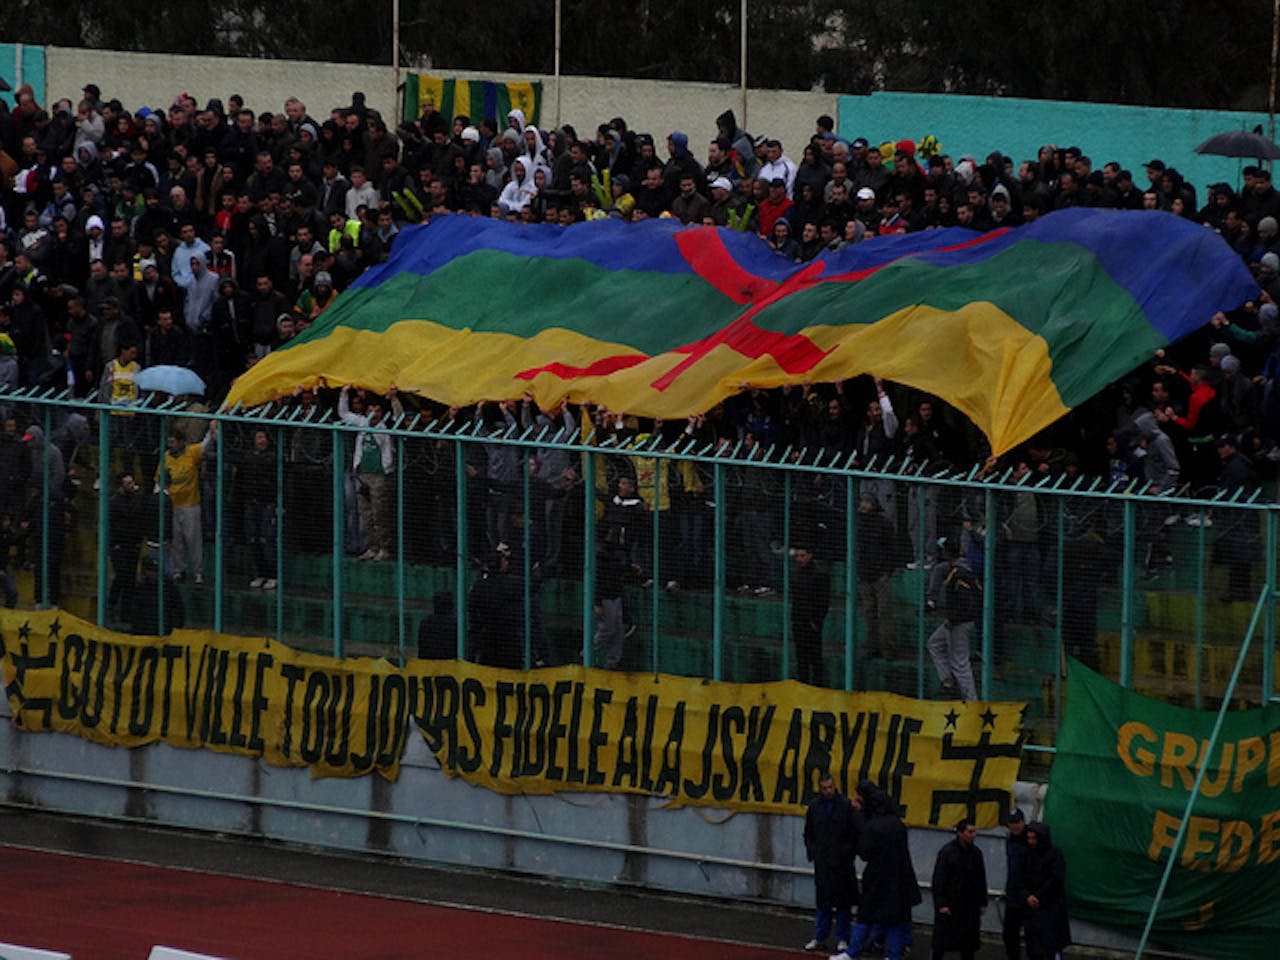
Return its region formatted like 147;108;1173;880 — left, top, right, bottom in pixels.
839;90;1271;196
36;46;832;160
0;696;1143;954
44;47;398;123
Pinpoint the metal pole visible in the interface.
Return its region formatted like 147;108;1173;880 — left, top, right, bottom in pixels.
454;439;467;660
96;411;110;626
213;419;224;633
1195;505;1207;710
392;0;401;100
1054;499;1065;728
1270;0;1279;144
1120;499;1136;689
915;482;926;699
157;416;167;635
1264;509;1277;701
981;489;996;699
1134;585;1271;959
554;0;563;128
582;450;595;667
396;437;406;663
845;477;856;691
651;459;662;675
713;463;725;681
522;449;532;669
40;406;50;609
781;472;791;680
275;427;283;644
742;0;747;128
332;429;344;657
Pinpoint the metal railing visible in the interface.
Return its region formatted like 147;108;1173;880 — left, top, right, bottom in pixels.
3;385;1277;772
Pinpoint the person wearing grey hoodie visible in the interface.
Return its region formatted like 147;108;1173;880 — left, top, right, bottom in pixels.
1132;409;1181;573
484;146;508;193
1132;410;1180;493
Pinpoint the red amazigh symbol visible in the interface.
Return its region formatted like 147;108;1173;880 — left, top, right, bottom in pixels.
514;226;1012;390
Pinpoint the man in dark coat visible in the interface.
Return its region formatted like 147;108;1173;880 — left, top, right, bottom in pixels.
803;772;860;952
931;818;988;959
1213;433;1259;602
791;544;831;687
417;589;457;660
1024;822;1070;960
1002;808;1031;960
107;471;146;624
833;780;922;960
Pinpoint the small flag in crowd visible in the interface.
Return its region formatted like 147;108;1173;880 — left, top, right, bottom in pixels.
403;74;541;127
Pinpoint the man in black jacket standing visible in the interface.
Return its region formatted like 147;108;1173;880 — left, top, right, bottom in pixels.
832;780;922;960
1003;808;1030;959
792;543;831;687
1024;823;1071;960
804;772;860;952
931;818;988;959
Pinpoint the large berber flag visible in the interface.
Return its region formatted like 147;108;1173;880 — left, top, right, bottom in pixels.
225;210;1256;454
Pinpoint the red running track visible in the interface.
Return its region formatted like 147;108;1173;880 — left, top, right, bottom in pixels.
0;846;792;960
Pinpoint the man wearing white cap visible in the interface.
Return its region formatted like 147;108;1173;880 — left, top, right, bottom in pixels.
855;186;880;231
708;177;735;226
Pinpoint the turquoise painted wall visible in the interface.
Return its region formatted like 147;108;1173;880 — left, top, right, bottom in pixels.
0;43;47;108
838;91;1271;195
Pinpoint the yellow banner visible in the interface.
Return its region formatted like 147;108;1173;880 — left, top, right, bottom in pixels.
0;611;1025;826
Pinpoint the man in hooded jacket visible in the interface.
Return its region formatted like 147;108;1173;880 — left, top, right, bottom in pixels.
831;780;922;960
663;131;705;197
1023;823;1070;960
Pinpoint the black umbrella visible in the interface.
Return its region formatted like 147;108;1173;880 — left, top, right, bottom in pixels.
1194;129;1280;160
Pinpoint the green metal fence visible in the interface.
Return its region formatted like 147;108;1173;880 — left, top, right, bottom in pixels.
3;387;1277;776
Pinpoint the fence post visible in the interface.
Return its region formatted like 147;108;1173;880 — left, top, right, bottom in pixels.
1054;499;1065;728
844;476;857;691
213;416;225;633
713;461;725;682
157;415;168;635
454;437;467;660
914;480;926;699
1195;504;1207;710
981;488;996;700
1264;508;1277;702
781;471;791;681
40;405;50;609
331;427;344;658
397;436;407;663
96;409;110;626
522;447;532;669
582;450;595;667
1120;498;1135;689
651;458;662;675
275;426;284;645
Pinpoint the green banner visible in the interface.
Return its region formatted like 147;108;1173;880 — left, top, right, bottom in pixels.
1046;660;1280;957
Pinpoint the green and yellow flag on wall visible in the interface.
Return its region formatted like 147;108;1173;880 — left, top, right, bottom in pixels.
1047;659;1280;957
403;73;541;127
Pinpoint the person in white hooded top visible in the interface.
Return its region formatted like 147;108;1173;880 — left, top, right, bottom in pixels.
498;159;539;215
519;126;553;182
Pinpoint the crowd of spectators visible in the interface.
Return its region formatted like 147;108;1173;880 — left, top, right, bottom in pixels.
0;79;1277;664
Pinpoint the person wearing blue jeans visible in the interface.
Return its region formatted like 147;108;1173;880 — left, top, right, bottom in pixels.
804;773;860;952
831;780;921;960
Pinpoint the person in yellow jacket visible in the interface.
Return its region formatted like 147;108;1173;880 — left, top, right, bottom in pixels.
156;421;216;584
